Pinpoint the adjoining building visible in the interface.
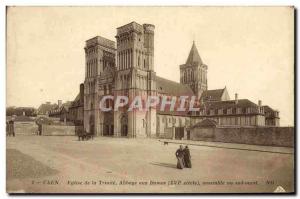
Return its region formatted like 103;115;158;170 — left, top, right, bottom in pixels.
36;102;57;117
263;105;280;126
69;83;84;125
48;100;72;122
82;21;280;138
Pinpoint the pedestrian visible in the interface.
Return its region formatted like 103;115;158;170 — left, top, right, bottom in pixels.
6;121;9;136
38;123;42;136
8;120;15;137
175;145;185;169
183;145;192;168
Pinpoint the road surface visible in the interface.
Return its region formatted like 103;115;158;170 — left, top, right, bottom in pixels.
6;136;294;193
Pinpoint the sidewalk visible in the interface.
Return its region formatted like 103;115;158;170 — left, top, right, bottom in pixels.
158;139;294;155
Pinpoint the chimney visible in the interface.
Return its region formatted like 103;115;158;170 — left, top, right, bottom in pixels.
46;101;51;105
58;100;62;108
80;83;84;103
235;93;238;104
258;100;262;107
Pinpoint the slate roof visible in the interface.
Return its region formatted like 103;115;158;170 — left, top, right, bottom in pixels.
49;101;72;115
156;110;190;116
201;88;225;102
73;93;80;103
61;101;72;111
37;103;57;115
263;105;275;112
70;83;84;108
70;93;82;108
202;99;258;110
186;42;203;65
263;105;279;118
156;76;194;96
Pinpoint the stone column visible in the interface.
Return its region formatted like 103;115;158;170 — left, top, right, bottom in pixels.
113;90;121;137
132;49;135;68
125;50;127;69
116;53;119;70
129;49;131;68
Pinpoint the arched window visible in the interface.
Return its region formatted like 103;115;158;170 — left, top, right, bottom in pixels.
138;55;140;66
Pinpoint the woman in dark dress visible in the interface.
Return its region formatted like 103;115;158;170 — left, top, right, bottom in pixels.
6;121;9;136
183;145;192;168
8;120;15;137
175;145;185;169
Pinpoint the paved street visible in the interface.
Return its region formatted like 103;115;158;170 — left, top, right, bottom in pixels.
7;136;294;193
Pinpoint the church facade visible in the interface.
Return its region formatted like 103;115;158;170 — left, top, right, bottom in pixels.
83;21;280;138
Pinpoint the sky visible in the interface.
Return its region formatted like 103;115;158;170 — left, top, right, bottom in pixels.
6;6;294;126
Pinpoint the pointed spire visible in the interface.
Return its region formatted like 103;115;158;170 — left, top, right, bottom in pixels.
186;41;203;65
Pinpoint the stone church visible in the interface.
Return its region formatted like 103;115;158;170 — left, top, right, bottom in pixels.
82;21;280;138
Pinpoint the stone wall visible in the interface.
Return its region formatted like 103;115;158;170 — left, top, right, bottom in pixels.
14;122;38;135
191;128;215;142
42;125;75;136
163;127;173;139
191;126;294;147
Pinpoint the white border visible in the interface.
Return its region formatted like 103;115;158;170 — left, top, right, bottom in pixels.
1;1;298;199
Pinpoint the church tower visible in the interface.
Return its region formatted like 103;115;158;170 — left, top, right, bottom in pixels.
114;22;157;138
180;41;208;98
83;36;116;136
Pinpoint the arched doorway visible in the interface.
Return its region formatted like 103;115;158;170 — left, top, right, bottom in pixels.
103;112;113;136
121;125;128;137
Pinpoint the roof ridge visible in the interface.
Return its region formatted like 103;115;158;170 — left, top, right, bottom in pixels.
156;75;194;96
156;76;180;85
207;98;252;103
207;88;225;92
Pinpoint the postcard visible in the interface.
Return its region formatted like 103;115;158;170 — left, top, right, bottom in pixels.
6;6;295;194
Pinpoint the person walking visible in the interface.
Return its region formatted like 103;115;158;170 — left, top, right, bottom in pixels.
183;145;192;168
8;120;15;137
175;145;185;169
6;121;9;136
